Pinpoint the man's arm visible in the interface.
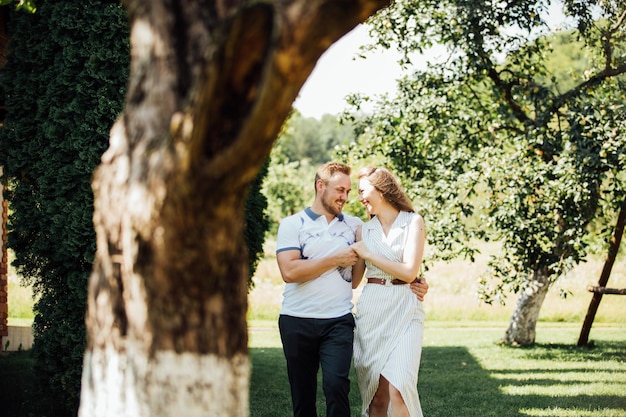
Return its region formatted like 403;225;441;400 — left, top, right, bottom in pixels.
351;225;365;289
277;247;358;284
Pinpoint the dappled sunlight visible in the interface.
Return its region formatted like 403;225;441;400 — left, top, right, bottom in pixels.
500;380;626;397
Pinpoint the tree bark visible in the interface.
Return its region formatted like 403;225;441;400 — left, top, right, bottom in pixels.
79;1;390;416
502;268;551;345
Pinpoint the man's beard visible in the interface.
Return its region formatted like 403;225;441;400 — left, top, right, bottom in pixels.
321;190;343;216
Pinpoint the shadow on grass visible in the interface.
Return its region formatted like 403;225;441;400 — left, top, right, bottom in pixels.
518;340;626;362
250;346;523;417
419;346;526;417
0;350;46;417
251;344;626;417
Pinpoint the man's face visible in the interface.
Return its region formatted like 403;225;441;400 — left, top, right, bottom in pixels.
320;172;351;216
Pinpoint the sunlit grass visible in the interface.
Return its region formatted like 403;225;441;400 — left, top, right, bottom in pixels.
520;408;626;417
7;318;33;327
6;249;35;323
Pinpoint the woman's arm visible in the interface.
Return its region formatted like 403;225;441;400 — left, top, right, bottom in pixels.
351;214;426;283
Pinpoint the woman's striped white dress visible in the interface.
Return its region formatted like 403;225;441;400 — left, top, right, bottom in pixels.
353;211;425;417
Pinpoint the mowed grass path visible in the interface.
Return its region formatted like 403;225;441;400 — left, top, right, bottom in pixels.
250;324;626;417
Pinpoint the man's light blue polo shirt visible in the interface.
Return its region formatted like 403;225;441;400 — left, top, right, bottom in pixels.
276;207;363;318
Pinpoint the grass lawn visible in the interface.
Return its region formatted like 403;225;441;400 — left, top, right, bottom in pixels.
247;241;626;415
250;324;626;417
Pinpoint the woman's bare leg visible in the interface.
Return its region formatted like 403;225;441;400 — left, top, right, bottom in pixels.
389;383;409;417
368;376;390;417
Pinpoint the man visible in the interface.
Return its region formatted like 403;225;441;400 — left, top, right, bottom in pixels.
276;162;428;417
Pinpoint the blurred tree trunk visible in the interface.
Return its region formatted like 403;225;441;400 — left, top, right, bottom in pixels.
78;1;390;416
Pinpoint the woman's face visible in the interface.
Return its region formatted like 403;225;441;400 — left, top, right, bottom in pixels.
358;178;381;215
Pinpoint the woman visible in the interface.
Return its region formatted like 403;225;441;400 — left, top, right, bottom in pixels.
351;166;426;417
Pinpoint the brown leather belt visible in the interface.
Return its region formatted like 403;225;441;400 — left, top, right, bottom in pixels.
367;278;408;285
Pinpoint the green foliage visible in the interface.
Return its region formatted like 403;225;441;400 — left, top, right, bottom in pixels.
245;159;271;288
344;1;626;303
276;110;357;164
0;1;129;415
263;156;315;233
0;0;36;13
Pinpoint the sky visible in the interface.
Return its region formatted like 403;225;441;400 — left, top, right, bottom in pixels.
292;24;407;119
293;4;570;119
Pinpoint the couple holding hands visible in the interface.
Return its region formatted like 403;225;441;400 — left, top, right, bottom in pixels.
276;162;428;417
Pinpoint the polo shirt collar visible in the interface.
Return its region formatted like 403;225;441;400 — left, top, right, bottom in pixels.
305;207;344;222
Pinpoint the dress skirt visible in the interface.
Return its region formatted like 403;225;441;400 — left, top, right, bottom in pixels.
353;283;425;417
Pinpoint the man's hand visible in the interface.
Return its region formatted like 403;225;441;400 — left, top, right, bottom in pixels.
335;246;359;267
410;277;429;302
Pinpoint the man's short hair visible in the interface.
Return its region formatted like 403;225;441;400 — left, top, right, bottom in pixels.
314;162;351;193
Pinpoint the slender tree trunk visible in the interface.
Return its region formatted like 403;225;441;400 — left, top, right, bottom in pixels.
502;268;551;345
79;1;390;416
